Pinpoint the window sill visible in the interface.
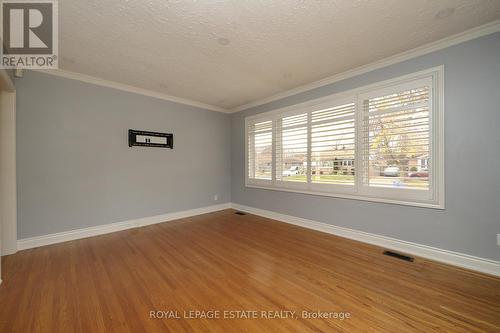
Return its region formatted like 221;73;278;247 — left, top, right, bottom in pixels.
245;183;444;210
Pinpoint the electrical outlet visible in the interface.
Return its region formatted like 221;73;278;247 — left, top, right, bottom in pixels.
214;194;218;201
497;234;500;246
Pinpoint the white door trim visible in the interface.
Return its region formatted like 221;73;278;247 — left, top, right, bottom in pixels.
0;69;14;92
0;89;18;257
0;69;16;284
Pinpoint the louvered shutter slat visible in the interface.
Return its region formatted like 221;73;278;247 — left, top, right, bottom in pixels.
248;120;272;180
311;102;356;185
276;113;308;182
362;85;431;190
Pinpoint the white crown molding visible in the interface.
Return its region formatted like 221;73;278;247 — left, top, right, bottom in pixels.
33;69;230;113
27;20;500;114
230;19;500;113
16;203;231;251
231;203;500;277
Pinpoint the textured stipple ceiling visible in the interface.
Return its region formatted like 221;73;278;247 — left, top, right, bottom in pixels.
60;0;500;110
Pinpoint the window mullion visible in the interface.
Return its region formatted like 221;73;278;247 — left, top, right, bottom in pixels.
307;112;312;187
250;126;255;179
272;120;277;185
355;96;362;194
360;98;370;194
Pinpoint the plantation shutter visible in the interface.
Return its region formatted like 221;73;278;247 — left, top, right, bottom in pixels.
245;70;441;208
276;113;308;182
247;120;273;180
311;101;356;186
361;78;432;191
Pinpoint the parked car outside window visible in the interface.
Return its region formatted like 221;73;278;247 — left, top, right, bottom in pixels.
409;168;429;178
383;166;400;177
283;166;300;177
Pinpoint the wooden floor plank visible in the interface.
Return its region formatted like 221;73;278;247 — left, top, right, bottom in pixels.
1;209;499;332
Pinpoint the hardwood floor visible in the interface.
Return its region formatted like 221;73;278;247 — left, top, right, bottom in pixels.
1;209;499;332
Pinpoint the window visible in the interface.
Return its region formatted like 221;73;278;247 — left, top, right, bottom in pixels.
247;120;273;181
311;101;356;187
360;78;432;196
246;67;444;208
276;113;308;183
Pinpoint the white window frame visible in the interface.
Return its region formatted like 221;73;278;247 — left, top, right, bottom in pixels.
245;66;444;209
246;116;274;187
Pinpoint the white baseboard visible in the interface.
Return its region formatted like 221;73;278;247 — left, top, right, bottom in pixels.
231;203;500;277
13;201;500;277
17;203;231;251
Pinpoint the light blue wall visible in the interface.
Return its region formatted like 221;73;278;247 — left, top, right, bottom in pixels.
16;71;231;238
231;32;500;261
14;33;500;260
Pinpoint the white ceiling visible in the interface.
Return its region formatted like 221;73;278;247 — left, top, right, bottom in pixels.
59;0;500;111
